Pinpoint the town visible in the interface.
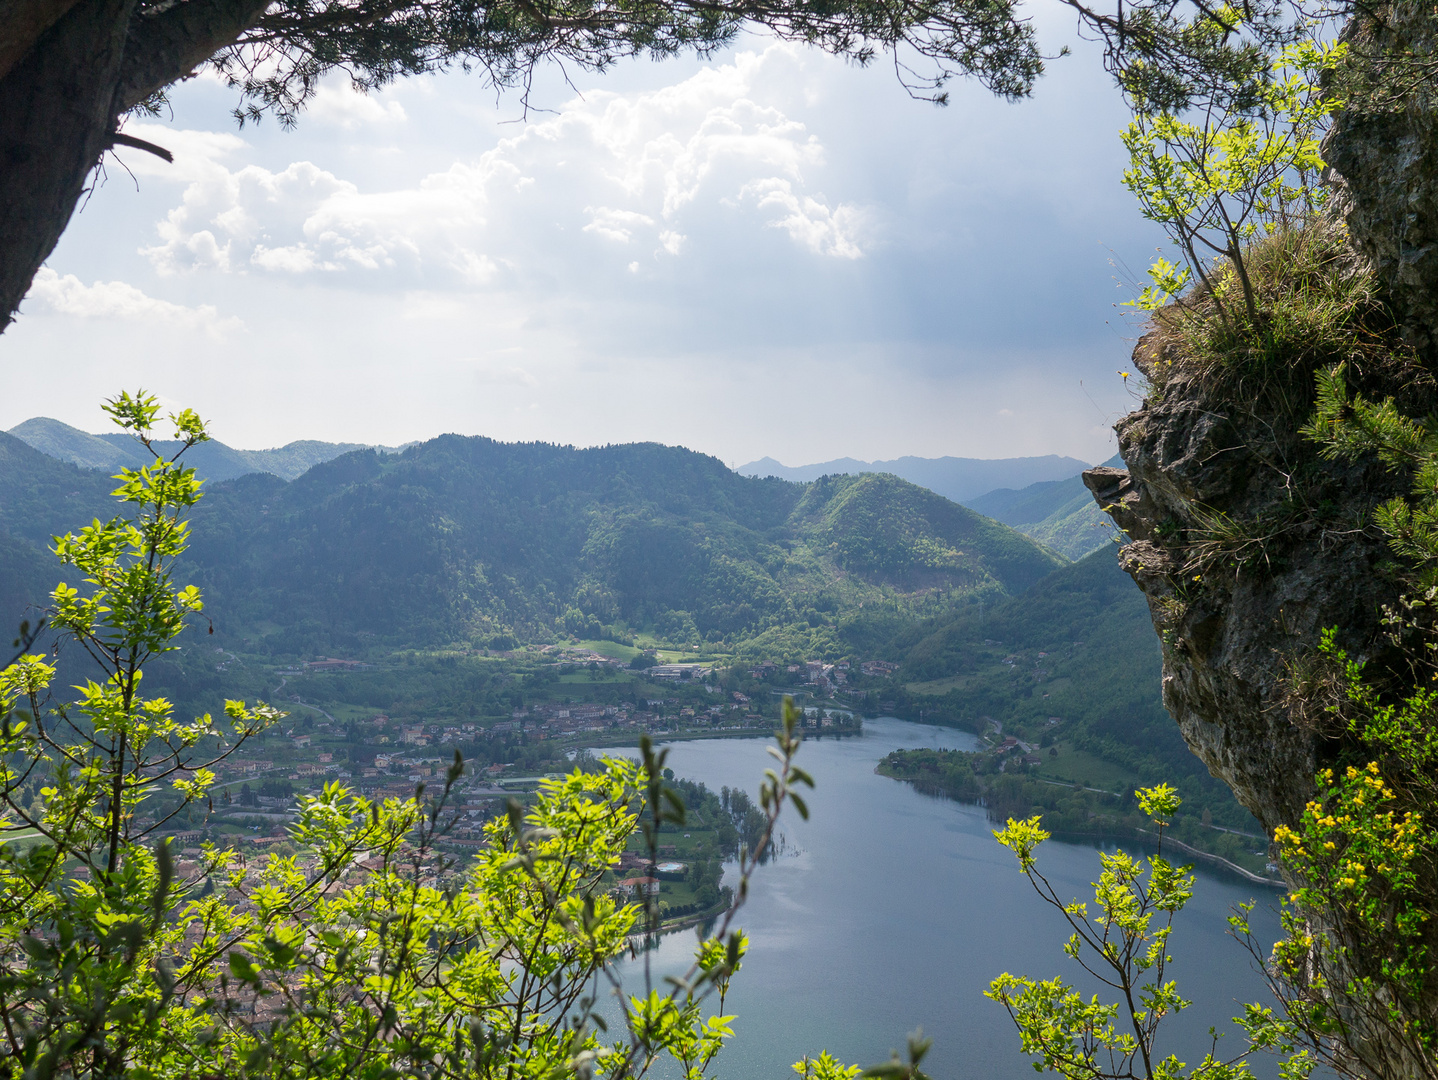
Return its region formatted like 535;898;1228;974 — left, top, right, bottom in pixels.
112;645;886;927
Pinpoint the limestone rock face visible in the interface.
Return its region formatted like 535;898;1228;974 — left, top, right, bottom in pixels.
1082;344;1407;838
1326;5;1438;359
1085;14;1438;1068
1099;0;1438;837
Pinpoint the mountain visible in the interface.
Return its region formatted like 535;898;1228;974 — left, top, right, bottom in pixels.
740;456;875;482
966;453;1124;560
6;417;398;482
735;453;1090;504
0;432;1064;657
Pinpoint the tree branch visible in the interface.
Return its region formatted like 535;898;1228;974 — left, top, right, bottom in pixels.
109;129;172;160
114;0;272;111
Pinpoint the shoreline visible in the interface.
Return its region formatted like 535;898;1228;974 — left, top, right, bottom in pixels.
876;765;1287;890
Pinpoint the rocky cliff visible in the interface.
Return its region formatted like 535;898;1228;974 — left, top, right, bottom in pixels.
1082;16;1438;1067
1083;1;1438;845
1325;4;1438;363
1081;346;1405;835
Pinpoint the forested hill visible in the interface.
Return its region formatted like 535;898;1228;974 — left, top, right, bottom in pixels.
881;546;1169;766
873;546;1258;830
0;431;1063;656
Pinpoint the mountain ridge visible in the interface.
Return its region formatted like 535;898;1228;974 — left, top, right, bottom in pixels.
6;416;403;482
966;453;1124;560
736;453;1092;504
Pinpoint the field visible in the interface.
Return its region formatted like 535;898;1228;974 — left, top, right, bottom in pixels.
556;669;639;685
1031;744;1136;794
575;639;643;661
904;675;969;695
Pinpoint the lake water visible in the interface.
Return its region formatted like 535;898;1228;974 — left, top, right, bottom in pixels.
600;718;1285;1079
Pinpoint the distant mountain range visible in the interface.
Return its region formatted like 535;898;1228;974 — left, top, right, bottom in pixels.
736;454;1091;504
966;454;1124;560
0;431;1065;657
9;419;1120;585
6;417;402;482
3;420;1217;830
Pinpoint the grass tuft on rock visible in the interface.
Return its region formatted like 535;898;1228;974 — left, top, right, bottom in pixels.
1136;221;1421;422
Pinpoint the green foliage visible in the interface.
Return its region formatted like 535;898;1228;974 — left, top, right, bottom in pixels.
1123;32;1341;325
211;0;1045;131
1284;283;1438;1075
1275;763;1429;1011
1250;627;1438;1077
1306;362;1438;580
1137;783;1182;824
0;393;280;1074
794;1049;864;1080
989;788;1310;1080
1135;213;1398;445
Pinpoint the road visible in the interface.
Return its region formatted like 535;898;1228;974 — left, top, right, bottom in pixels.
270;675;340;724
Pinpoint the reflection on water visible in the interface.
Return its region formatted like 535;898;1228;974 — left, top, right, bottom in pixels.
598;719;1283;1079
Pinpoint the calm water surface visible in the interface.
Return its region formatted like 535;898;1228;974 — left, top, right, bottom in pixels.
600;718;1283;1079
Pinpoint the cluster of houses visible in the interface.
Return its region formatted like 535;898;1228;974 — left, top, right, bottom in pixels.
743;657;899;694
996;734;1045;770
203;649;903;817
609;848;686;901
303;657;375;672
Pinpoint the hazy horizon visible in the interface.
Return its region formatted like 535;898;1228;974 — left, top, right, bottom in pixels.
8;413;1109;473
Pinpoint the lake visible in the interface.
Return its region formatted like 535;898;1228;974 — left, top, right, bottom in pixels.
599;718;1285;1079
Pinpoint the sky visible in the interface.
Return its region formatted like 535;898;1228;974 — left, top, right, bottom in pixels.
2;1;1165;468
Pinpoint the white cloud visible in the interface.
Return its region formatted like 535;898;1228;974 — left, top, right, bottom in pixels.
305;82;408;129
583;207;655;243
454;250;500;285
737;178;865;258
251;244;320;273
132;46;870;290
24;268;242;336
470;361;540;387
12;24;1156;467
